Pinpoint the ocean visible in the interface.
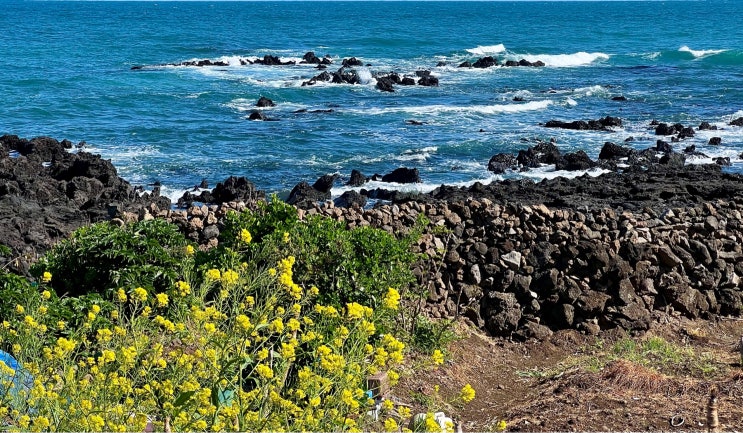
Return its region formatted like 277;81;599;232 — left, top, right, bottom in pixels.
2;0;743;201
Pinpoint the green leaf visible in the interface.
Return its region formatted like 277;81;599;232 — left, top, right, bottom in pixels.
173;390;196;408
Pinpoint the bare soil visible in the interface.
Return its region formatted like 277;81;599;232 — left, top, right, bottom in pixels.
395;317;743;432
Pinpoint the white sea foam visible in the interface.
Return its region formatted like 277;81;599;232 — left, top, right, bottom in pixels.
678;46;727;58
397;146;438;162
521;166;610;181
330;175;503;198
348;100;553;116
728;110;743;123
466;44;507;56
573;85;608;96
565;98;578;107
511;52;609;67
644;51;662;60
357;68;374;85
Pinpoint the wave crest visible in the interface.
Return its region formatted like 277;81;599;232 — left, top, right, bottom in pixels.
678;45;727;58
513;52;609;67
466;44;506;56
350;100;553;116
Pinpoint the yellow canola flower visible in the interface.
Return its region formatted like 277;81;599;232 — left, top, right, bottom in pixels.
384;418;399;432
270;318;284;334
240;228;253;244
345;302;366;320
41;272;52;283
98;349;116;365
175;280;191;296
55;337;76;357
185;244;195;256
206;268;221;281
41;290;51;300
155;292;169;307
235;314;252;331
222;269;239;285
24;315;38;329
286;317;300;332
15;304;24;314
96;328;113;343
116;288;127;303
432;349;445;366
255;363;274;379
495;420;507;431
425;412;440;432
132;287;148;302
32;415;51;432
460;383;476;403
89;414;105;431
341;389;359;409
388;370;400;386
383;287;400;310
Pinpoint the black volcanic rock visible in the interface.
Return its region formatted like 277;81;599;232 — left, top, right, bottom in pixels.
256;97;276;107
210;176;264;204
472;56;498;68
488;153;517;174
334;190;367;208
341;57;364;67
381;167;420;184
287;181;329;208
599;142;634;160
708;137;722;146
417;75;439;86
517;141;561;168
655;140;673;153
544;116;621;131
300;51;321;64
254;55;294;66
0;134;171;271
729;117;743;126
376;76;395;92
555;150;595;171
347;169;368;187
312;174;340;193
248;111;267;121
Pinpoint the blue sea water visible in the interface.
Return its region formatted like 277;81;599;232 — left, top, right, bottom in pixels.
2;1;743;201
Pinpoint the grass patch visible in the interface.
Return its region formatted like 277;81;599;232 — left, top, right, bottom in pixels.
517;334;727;381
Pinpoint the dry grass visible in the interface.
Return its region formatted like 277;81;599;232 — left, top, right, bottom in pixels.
599;359;668;393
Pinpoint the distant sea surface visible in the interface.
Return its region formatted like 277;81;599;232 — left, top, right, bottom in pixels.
3;1;743;200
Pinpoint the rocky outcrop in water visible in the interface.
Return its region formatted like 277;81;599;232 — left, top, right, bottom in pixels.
543;116;622;131
0;135;167;272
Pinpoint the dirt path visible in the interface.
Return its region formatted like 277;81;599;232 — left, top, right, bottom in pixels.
395;318;743;432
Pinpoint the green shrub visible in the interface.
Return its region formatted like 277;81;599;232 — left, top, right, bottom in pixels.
219;197;419;309
33;219;190;299
410;316;458;354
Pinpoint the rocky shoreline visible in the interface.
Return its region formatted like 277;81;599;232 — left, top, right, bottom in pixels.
2;133;743;339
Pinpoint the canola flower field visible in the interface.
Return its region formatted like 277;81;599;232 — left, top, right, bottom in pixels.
0;200;478;432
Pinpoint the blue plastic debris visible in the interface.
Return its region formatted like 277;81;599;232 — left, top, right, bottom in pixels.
0;349;34;399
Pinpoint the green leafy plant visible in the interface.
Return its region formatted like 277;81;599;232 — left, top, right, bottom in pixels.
33;219;190;299
219;197;419;311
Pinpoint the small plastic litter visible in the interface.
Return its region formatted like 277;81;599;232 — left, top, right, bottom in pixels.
0;349;34;399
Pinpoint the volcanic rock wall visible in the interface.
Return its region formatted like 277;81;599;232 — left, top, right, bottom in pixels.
303;199;743;339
